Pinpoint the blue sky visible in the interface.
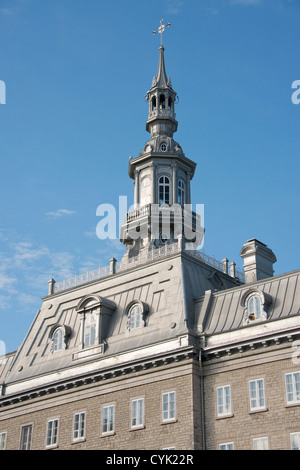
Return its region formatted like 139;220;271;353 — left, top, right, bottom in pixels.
0;0;299;353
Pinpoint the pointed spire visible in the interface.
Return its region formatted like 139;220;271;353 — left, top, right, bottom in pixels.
156;45;168;88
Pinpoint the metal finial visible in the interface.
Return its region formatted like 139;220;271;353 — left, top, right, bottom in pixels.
152;19;171;46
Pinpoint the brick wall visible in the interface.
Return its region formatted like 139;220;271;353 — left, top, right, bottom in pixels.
0;361;199;450
203;344;300;450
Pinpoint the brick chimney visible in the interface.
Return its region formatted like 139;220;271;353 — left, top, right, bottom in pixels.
240;239;277;284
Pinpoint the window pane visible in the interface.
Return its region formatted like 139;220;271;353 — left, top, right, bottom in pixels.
253;437;268;450
73;413;85;440
46;420;58;447
290;433;300;450
20;425;32;450
0;433;6;450
102;406;114;434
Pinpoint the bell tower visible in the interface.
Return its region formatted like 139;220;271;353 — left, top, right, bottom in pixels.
120;21;203;259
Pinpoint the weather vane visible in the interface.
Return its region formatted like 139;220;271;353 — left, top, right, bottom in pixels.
153;19;171;46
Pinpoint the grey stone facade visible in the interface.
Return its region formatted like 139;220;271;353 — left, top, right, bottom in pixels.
0;42;299;451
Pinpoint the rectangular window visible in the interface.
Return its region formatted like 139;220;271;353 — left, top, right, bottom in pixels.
219;442;234;450
73;412;85;442
102;405;114;435
131;398;144;428
249;379;265;411
46;419;59;448
285;372;300;404
20;425;32;450
253;437;269;450
217;385;231;417
290;432;300;450
162;391;176;422
0;432;7;450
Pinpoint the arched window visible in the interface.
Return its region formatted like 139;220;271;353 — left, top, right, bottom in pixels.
126;301;149;331
152;96;156;111
53;328;63;352
177;180;185;206
248;295;262;321
83;311;97;348
49;324;71;353
128;304;143;330
159;176;170;205
159;94;165;109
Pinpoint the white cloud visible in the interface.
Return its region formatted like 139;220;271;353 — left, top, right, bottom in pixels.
12;242;50;266
165;0;185;15
46;209;77;219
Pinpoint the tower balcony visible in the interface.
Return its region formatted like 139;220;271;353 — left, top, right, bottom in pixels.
147;108;176;120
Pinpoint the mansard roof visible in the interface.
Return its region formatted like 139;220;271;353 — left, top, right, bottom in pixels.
195;269;300;337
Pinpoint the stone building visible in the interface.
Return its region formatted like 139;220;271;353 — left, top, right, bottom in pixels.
0;38;299;451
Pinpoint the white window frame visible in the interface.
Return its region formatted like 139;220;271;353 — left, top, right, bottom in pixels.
83;310;97;348
73;412;85;442
128;304;143;330
285;371;300;405
46;418;59;448
53;328;63;352
217;385;232;417
162;391;176;423
248;294;262;320
290;432;300;450
20;424;33;450
249;378;265;411
219;442;234;450
102;405;115;435
252;437;269;450
158;175;170;205
0;432;7;450
131;398;144;429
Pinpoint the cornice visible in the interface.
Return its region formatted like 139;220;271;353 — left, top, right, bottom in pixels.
0;346;197;408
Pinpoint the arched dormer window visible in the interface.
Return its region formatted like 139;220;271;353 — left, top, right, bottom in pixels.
177;179;185;206
53;328;63;351
158;176;170;205
248;295;261;321
126;301;149;331
75;295;116;351
49;324;71;353
241;289;272;325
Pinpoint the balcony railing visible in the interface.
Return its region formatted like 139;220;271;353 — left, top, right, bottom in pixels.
52;241;244;295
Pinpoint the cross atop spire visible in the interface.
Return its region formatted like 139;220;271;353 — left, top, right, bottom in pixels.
152;19;171;46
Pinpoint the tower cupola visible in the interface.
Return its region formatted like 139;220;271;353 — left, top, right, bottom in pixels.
146;44;178;139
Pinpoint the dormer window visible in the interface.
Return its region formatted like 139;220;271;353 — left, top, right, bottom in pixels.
248;295;262;321
53;328;63;352
49;324;71;353
126;301;149;331
75;295;116;352
83;311;97;348
241;289;272;325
